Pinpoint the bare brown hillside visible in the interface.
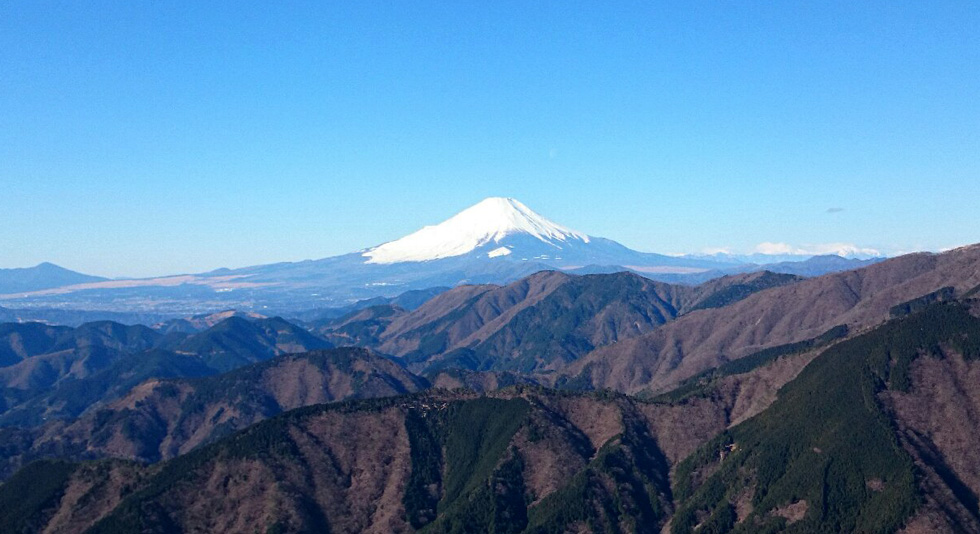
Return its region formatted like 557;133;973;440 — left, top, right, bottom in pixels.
883;350;980;533
7;303;980;534
558;246;980;394
376;271;577;357
5;390;683;534
318;269;800;374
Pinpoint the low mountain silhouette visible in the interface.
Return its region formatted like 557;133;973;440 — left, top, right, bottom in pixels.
3;198;846;313
0;262;107;295
169;316;333;371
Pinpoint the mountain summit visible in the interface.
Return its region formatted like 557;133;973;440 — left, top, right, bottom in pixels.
363;197;590;264
0;262;107;295
0;198;733;311
6;198;866;313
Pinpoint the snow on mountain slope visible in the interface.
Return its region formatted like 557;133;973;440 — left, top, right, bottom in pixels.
363;197;590;264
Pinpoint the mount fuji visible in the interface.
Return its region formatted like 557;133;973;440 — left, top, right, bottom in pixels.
360;197;707;269
0;197;865;314
188;197;724;308
363;197;590;264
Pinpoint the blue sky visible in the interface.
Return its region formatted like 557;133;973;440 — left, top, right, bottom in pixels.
1;1;977;277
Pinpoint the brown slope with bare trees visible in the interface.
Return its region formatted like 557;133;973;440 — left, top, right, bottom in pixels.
557;245;980;394
317;269;801;374
0;347;427;479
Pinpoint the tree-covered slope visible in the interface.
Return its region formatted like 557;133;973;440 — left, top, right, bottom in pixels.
669;302;980;534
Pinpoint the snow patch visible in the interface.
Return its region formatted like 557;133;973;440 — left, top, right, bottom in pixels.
363;197;590;264
754;242;881;258
488;247;512;258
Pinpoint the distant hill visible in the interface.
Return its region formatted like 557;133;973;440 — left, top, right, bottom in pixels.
316;270;802;374
642;255;883;285
762;254;884;276
152;309;268;334
0;350;216;427
0;262;106;294
0;316;335;426
0;320;160;374
171;316;333;371
0;348;428;473
286;286;451;324
0;305;173;327
559;244;980;394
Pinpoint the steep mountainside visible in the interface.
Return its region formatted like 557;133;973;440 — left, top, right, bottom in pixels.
680;271;803;312
0;330;822;486
668;301;980;534
427;368;540;392
559;245;980;394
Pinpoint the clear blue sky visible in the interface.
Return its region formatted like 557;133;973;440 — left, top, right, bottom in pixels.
2;1;977;277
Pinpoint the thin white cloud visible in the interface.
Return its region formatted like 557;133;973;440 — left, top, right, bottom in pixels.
754;242;881;258
754;242;800;255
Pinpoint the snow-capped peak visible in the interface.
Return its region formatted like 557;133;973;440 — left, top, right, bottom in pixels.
363;197;590;264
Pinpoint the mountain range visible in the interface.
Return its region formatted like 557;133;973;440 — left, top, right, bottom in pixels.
4;298;980;533
0;198;880;318
0;242;979;532
5;201;980;533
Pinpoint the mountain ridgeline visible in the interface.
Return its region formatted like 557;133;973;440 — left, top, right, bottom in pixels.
0;197;881;314
1;244;980;533
315;269;802;375
0;315;334;427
